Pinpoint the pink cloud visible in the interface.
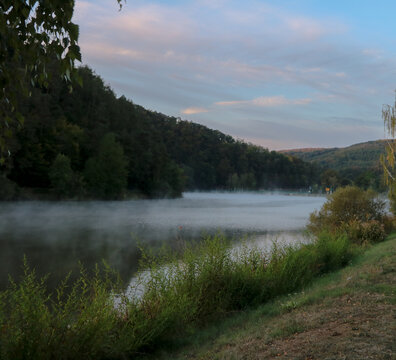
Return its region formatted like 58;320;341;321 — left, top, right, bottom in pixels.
181;107;209;115
215;95;312;107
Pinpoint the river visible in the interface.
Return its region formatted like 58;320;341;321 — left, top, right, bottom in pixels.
0;192;326;290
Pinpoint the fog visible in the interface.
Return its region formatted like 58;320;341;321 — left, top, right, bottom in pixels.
0;192;326;289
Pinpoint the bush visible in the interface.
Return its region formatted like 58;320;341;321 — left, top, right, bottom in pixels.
308;186;389;243
342;220;386;245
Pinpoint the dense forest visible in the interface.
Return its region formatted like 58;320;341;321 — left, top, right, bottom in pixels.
282;141;386;191
1;66;321;200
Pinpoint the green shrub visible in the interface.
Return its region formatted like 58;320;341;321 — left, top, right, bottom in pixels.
260;233;353;299
0;264;52;359
314;232;354;272
342;219;386;245
308;186;389;244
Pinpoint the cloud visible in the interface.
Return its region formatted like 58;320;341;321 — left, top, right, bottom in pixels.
247;137;313;151
181;107;209;115
201;115;382;151
196;0;229;10
74;1;93;16
73;0;396;148
283;16;326;40
180;95;312;118
362;48;383;59
215;95;312;107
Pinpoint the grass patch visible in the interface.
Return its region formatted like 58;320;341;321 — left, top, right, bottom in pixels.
270;318;306;339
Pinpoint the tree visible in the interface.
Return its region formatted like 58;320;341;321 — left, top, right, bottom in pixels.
1;1;80;164
380;94;396;213
240;172;257;190
0;0;123;164
49;153;74;198
320;169;339;191
163;161;185;198
227;173;239;190
84;133;128;199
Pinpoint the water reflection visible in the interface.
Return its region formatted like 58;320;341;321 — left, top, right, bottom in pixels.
0;192;325;290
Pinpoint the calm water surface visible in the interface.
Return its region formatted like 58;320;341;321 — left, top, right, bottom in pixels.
0;192;326;289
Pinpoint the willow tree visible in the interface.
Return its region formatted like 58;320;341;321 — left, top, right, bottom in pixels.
380;94;396;212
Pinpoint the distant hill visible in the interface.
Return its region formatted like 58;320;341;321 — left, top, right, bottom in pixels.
280;147;329;153
280;140;388;190
281;140;386;176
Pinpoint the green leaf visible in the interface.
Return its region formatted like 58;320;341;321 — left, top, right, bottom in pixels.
68;23;79;41
21;7;30;19
65;68;71;82
16;113;24;126
75;73;83;87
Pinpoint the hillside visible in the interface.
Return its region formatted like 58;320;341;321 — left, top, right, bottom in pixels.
1;66;320;200
281;140;385;173
281;140;387;190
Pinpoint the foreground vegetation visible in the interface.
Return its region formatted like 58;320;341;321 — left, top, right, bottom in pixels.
0;186;391;359
152;233;396;360
0;232;357;360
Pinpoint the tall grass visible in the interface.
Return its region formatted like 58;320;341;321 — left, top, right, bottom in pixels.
0;233;356;359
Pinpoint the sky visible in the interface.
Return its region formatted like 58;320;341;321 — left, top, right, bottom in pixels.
73;0;396;150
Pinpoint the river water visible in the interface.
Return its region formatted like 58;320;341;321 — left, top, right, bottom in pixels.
0;192;326;290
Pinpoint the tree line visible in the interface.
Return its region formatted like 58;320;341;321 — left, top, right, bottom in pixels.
284;141;387;192
0;66;321;200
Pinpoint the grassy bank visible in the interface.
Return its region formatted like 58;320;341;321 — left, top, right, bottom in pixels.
149;233;396;359
0;232;360;360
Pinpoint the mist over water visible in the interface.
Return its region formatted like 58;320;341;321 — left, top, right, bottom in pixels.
0;192;326;289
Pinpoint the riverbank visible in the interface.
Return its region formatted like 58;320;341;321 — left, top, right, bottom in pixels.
146;233;396;360
0;232;360;359
1;229;393;359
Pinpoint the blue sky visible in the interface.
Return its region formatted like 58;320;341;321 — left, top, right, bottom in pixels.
74;0;396;149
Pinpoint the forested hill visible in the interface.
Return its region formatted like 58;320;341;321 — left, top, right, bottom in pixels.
281;140;386;190
1;66;320;200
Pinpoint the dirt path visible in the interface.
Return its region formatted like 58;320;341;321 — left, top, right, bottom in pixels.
250;293;395;360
